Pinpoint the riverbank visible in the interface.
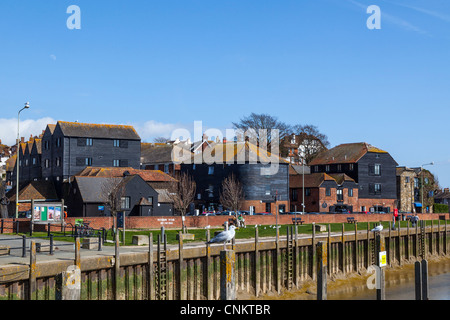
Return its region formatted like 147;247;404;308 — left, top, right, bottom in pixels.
241;255;450;300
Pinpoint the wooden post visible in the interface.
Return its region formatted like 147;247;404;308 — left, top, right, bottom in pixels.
317;241;327;300
341;223;345;273
354;223;358;272
220;250;236;300
295;225;299;288
179;231;187;300
275;225;281;294
327;224;331;275
422;259;429;300
255;226;260;297
375;233;386;300
366;223;370;268
114;233;120;300
415;261;422;300
56;265;81;300
147;233;154;300
206;229;213;300
75;237;81;271
28;241;36;300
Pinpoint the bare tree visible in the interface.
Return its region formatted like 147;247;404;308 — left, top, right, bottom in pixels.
100;178;126;232
168;172;196;233
153;136;170;143
232;113;291;150
220;173;245;213
292;124;330;164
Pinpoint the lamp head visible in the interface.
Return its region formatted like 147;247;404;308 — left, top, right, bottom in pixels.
24;102;30;109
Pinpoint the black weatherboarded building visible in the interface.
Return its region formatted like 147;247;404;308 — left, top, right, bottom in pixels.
41;121;141;195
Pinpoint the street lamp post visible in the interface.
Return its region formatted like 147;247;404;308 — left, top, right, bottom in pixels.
421;162;434;214
15;102;30;218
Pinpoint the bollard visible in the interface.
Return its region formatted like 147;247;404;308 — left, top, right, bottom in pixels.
220;249;236;300
98;232;102;251
22;235;27;258
49;234;54;255
47;223;51;237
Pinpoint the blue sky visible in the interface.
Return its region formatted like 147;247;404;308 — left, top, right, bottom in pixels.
1;0;450;187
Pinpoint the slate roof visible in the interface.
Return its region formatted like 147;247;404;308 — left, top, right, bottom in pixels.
309;142;389;165
57;121;141;140
74;176;120;203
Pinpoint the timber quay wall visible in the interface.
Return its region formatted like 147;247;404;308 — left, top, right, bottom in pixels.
0;220;449;300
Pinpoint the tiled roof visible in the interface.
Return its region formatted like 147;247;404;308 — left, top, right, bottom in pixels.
57;121;141;140
7;180;58;202
74;166;177;182
192;141;289;164
309;142;388;165
5;155;17;171
289;173;336;188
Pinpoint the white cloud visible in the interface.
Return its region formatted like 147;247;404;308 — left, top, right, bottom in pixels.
0;117;56;146
134;120;190;142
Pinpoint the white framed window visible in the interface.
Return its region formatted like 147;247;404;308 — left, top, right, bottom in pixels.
208;166;214;175
113;159;120;167
113;139;120;147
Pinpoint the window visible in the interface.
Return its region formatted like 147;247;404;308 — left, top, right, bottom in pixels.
305;188;311;197
114;140;120;147
337;164;342;172
208;166;214;175
348;188;354;197
414;178;419;188
337;189;343;201
265;185;271;195
56;138;61;147
424;177;429;184
113;160;120;167
86;138;93;146
45;159;50;168
56;157;61;167
25;159;29;166
164;164;169;173
369;164;381;176
193;164;196;170
349;164;354;171
325;165;330;172
85;158;92;166
147;197;153;206
291;189;298;201
326;187;331;197
208;185;214;198
361;206;366;212
405;177;410;183
32;157;36;165
121;197;130;209
369;183;382;195
44;140;49;150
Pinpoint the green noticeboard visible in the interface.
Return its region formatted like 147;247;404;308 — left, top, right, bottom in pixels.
41;207;48;221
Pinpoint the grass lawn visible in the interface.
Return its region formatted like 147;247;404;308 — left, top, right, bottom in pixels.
12;219;442;247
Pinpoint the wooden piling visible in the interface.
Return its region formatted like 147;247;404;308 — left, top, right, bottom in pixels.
317;241;327;300
28;241;36;300
220;250;236;300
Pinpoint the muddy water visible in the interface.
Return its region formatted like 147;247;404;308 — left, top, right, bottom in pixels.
252;256;450;300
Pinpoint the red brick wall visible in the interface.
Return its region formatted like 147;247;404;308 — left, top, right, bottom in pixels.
2;213;448;233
